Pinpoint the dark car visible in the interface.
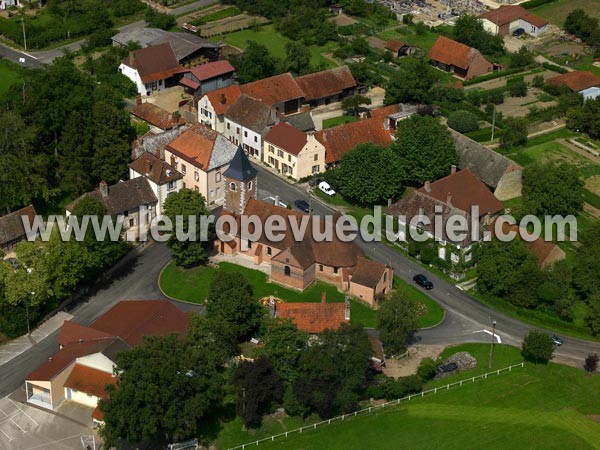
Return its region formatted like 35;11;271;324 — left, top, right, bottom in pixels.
551;334;563;346
294;199;310;213
512;28;525;37
436;362;458;375
413;274;433;290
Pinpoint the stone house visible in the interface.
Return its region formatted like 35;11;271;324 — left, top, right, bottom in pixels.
428;36;493;80
384;40;417;58
198;84;243;133
240;72;304;115
295;66;358;108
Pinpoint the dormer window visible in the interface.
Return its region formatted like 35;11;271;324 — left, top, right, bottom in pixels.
230;182;236;191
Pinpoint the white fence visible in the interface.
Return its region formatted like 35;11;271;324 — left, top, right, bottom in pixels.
228;362;525;450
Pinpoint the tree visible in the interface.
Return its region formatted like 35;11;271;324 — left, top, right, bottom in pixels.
508;80;528;97
585;297;600;336
477;238;541;308
522;162;584;216
392;115;457;184
521;330;555;364
564;9;599;43
447;110;480;134
206;271;263;341
186;314;239;365
284;41;311;75
510;46;534;68
532;75;544;88
500;117;528;148
454;14;505;56
99;334;223;447
573;223;600;298
384;57;439;105
377;290;420;355
584;353;599;375
332;143;404;205
416;357;437;382
232;358;283;429
56;113;93;196
163;189;213;267
341;94;372;116
145;9;176;30
575;97;600;139
292;323;371;418
231;41;283;83
261;319;308;383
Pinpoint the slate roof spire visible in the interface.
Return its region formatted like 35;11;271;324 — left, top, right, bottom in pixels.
223;146;257;182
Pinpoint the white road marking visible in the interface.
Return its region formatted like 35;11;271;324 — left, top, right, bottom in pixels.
0;427;13;441
474;329;502;343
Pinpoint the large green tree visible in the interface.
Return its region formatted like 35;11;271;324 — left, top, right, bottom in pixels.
523;162;584;216
384;57;439;105
500;117;528;148
206;271;263;341
231;41;283;84
453;14;505;57
163;189;213;268
521;330;555;364
377;289;420;355
284;41;311;75
100;334;223;447
585;297;600;336
261;319;308;383
573;223;600;298
392;115;457;184
331;143;404;205
341;94;372;116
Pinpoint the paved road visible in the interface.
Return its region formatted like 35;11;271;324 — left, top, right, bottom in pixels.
255;165;600;366
0;243;202;398
0;0;216;66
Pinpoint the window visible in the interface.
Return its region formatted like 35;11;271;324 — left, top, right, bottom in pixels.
230;182;236;191
312;165;320;173
210;190;215;197
284;265;291;276
194;186;199;192
194;171;199;182
319;264;323;272
288;154;291;162
181;164;186;175
216;171;221;182
333;267;338;274
277;149;284;158
244;130;248;137
383;272;387;282
269;145;274;153
247;181;253;190
266;247;272;256
216;187;220;196
254;136;258;143
236;127;240;134
314;154;318;161
451;253;459;263
167;181;175;191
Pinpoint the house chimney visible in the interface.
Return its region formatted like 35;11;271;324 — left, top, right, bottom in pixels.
321;292;326;304
275;195;280;207
145;158;152;176
220;93;226;105
451;164;457;175
424;180;431;192
99;180;108;198
446;191;452;206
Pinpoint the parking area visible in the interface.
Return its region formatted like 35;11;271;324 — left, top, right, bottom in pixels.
0;395;98;450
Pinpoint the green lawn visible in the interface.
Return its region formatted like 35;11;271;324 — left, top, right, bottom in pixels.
160;261;444;329
530;0;600;26
377;25;447;52
214;343;600;450
214;24;337;69
322;115;358;129
0;60;21;97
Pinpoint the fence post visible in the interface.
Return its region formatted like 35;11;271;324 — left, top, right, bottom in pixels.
460;380;463;386
434;388;437;394
472;377;475;382
342;415;345;420
421;392;424;397
408;395;412;401
497;369;500;375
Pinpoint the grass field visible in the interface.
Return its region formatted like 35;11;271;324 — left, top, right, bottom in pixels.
530;0;600;26
221;344;600;450
214;24;337;69
160;261;444;329
0;60;21;97
322;115;358;129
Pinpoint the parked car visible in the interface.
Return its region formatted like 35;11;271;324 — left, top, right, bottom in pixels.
318;181;336;196
512;28;525;37
551;334;563;346
436;362;458;375
294;199;310;213
413;274;433;290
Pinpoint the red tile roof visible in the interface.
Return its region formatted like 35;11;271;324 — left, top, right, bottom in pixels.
546;71;600;92
189;60;235;82
316;116;393;164
0;205;36;246
428;36;484;70
89;300;189;347
205;84;243;115
64;364;117;398
264;122;307;156
122;43;184;84
166;124;219;169
419;169;504;216
276;302;347;333
129;102;185;130
129;152;183;185
57;321;114;348
369;104;400;118
385;40;407;52
92;406;105;421
493;222;566;267
241;73;304;107
350;257;387;289
479;5;547;28
295;66;357;102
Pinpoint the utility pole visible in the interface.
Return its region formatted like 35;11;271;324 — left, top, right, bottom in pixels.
490;105;496;143
21;13;27;51
488;319;497;369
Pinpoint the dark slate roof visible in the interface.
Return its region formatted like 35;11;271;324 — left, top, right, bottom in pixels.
450;129;520;188
223;146;257;182
283;110;316;132
225;94;276;134
66;178;158;216
0;205;36;245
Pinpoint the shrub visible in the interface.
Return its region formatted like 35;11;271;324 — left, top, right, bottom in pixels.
532;75;544;88
521;330;555;364
509;80;528;97
416;357;438;381
447;110;480;133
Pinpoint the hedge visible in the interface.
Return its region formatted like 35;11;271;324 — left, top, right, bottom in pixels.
462;67;525;86
521;0;557;9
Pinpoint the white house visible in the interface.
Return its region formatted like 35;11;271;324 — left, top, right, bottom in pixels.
198;84;242;133
479;5;548;37
0;0;20;9
119;43;183;97
129;152;183;216
223;94;277;161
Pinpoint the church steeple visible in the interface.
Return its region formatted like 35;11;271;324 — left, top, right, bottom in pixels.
223;146;258;214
